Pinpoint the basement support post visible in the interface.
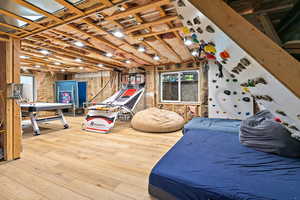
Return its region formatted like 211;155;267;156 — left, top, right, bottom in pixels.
0;37;22;161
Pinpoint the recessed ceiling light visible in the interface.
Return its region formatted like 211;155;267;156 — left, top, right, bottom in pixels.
40;49;50;55
125;60;131;64
137;46;146;52
75;58;82;62
192;50;198;57
54;62;61;65
79;67;84;70
61;69;66;72
184;37;193;46
106;52;113;57
113;30;125;38
97;63;104;67
153;55;160;61
35;65;41;68
118;5;126;11
20;55;29;59
74;41;84;47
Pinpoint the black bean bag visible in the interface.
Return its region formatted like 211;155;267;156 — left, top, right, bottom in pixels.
239;110;300;158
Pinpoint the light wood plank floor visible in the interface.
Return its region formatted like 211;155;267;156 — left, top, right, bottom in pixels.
0;117;182;200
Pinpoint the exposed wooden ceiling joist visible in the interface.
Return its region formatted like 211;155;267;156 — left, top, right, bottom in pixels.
82;17;158;65
155;35;183;62
124;15;178;34
133;27;183;39
105;0;171;21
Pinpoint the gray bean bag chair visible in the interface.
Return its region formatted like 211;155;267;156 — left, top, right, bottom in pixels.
131;108;185;133
239;110;300;157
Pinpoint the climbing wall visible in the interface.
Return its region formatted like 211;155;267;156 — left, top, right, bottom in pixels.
174;0;300;139
208;61;253;120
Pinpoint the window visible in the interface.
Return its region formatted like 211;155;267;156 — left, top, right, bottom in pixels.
160;70;199;103
21;75;35;102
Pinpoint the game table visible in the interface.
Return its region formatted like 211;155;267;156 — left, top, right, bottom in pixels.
21;103;72;135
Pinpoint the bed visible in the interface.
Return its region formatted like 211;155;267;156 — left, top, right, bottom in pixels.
149;118;300;200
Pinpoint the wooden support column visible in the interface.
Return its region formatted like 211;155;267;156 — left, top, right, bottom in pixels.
0;38;22;161
188;0;300;98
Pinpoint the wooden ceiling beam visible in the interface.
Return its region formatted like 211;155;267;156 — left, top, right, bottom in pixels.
70;20;154;65
25;37;89;55
83;17;157;65
49;29;92;46
133;26;183;39
54;0;84;15
97;0;113;6
21;51;102;70
0;22;29;33
0;9;43;28
41;31;127;65
105;0;171;21
0;30;20;38
155;35;183;62
124;16;178;34
22;42;122;69
11;0;64;23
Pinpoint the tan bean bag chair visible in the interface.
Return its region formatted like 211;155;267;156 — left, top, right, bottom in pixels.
131;107;185;133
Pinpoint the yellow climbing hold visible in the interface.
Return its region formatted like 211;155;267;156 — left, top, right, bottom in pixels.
183;27;190;35
204;44;216;54
242;87;250;93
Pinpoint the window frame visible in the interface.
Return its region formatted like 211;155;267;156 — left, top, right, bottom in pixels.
21;74;36;102
160;70;200;103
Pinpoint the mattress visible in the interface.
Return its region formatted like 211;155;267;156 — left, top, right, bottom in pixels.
149;118;300;200
183;117;241;134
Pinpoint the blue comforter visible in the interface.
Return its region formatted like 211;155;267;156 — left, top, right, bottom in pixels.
149;118;300;200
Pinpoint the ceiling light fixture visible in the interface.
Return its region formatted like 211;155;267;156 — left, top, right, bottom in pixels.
125;60;131;64
113;29;125;38
74;41;85;47
20;55;29;59
97;63;104;67
137;45;146;52
118;5;126;11
35;65;41;68
61;69;66;72
153;55;160;61
79;67;84;70
40;49;50;55
75;58;82;63
54;62;61;65
106;52;113;57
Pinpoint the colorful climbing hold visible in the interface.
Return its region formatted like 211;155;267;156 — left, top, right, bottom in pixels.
220;50;230;60
242;97;251;102
177;0;186;7
206;25;215;33
204;44;216;54
193;17;201;25
240;58;251;66
224;90;231;95
196;27;203;34
275;110;287;116
183;27;190;35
